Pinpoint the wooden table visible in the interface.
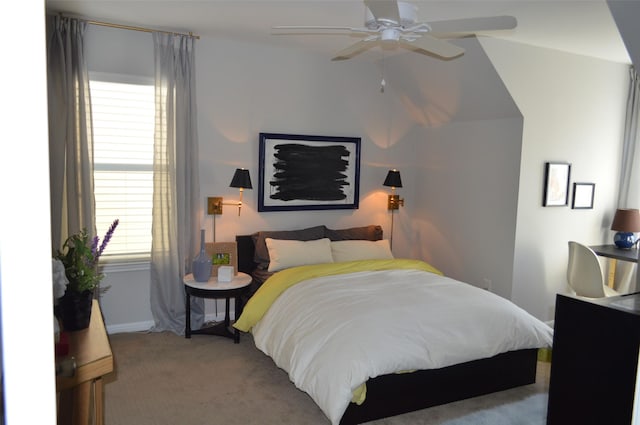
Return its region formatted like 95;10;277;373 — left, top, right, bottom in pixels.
56;300;113;425
590;244;639;289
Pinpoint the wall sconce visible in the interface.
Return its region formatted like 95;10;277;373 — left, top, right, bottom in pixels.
207;168;253;242
208;168;252;216
611;208;640;249
383;169;404;249
383;169;404;210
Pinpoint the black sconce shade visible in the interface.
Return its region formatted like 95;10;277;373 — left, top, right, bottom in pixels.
230;168;252;189
383;170;402;188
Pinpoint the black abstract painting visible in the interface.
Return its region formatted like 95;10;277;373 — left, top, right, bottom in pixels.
258;133;360;212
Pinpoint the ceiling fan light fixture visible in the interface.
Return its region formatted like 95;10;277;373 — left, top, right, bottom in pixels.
381;28;401;42
276;0;518;62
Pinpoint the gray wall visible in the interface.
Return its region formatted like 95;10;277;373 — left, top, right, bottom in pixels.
85;20;629;332
609;0;640;68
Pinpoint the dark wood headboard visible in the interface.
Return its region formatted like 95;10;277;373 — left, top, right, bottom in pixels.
236;235;258;275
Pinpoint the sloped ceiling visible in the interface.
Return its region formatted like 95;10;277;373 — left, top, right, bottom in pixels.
46;0;630;64
608;0;640;67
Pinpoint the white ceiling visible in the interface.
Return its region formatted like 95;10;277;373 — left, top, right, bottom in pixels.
46;0;631;64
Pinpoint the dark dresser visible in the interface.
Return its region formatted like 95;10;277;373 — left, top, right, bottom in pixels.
547;292;640;424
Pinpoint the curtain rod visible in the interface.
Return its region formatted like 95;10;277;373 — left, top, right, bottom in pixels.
85;18;200;40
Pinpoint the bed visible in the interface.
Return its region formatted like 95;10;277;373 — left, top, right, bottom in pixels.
233;225;553;425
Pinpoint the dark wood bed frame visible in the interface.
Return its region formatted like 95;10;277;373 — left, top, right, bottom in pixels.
236;235;539;425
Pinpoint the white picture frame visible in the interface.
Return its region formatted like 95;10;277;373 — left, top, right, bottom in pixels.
543;162;571;207
572;182;595;209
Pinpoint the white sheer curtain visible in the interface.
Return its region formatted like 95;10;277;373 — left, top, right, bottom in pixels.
46;15;95;250
150;33;204;334
615;66;640;293
618;67;640;207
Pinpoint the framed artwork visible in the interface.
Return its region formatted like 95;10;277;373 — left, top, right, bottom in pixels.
572;182;595;209
205;242;238;276
543;162;571;207
258;133;361;212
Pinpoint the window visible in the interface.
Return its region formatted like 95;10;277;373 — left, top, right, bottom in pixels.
90;74;154;261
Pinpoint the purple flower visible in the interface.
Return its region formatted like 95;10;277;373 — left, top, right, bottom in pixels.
54;220;119;293
91;236;99;258
96;219;120;259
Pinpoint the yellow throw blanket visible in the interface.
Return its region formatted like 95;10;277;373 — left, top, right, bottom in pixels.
233;259;443;332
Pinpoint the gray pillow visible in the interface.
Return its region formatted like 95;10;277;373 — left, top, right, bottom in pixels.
325;225;383;241
252;225;327;268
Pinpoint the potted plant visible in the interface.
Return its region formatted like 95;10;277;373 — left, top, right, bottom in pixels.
55;219;119;331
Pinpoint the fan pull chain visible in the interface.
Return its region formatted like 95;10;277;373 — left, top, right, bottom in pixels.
380;53;386;93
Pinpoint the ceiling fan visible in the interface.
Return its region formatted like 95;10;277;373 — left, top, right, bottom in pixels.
273;0;517;61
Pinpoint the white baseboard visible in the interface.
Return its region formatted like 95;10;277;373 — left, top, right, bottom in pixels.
106;312;227;334
106;320;154;334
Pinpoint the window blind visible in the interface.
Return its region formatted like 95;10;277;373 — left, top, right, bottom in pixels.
90;78;154;260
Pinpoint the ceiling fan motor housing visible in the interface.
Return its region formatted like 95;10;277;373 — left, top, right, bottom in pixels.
365;1;418;29
381;28;401;42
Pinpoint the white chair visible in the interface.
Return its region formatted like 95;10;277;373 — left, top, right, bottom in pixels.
567;241;620;298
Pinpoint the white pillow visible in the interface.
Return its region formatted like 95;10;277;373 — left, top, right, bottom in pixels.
330;239;394;262
265;238;334;272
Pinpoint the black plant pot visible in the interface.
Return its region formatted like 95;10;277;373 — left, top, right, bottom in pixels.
59;290;93;331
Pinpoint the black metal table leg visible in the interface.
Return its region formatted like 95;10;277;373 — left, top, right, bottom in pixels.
182;273;252;343
185;291;192;338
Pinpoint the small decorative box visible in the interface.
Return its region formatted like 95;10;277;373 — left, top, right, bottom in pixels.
217;265;234;282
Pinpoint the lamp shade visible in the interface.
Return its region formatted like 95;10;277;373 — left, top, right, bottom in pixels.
611;208;640;249
229;168;252;189
383;169;402;188
611;209;640;232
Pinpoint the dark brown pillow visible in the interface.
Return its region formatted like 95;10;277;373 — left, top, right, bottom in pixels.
325;225;383;241
252;225;327;268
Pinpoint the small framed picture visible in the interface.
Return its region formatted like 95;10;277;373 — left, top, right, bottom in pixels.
205;242;238;276
572;182;595;209
543;162;571;207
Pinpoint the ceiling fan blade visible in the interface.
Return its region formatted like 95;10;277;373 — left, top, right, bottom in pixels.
364;0;400;24
427;15;517;34
400;35;465;59
332;39;378;61
273;25;361;31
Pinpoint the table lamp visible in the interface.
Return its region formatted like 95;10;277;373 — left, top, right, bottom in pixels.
611;208;640;249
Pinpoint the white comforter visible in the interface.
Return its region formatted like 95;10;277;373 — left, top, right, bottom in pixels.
251;266;553;425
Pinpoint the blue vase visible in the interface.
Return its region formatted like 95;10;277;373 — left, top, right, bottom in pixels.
614;231;637;249
192;229;212;282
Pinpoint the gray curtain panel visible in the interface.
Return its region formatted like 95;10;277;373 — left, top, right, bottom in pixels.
615;66;640;293
47;15;96;250
150;32;204;334
618;67;640;208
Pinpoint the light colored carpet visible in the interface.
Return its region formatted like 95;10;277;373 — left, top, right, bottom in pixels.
104;331;550;425
438;394;546;425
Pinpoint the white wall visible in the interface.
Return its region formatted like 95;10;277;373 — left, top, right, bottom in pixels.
2;1;57;423
90;27;527;330
481;37;629;320
85;19;630;331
